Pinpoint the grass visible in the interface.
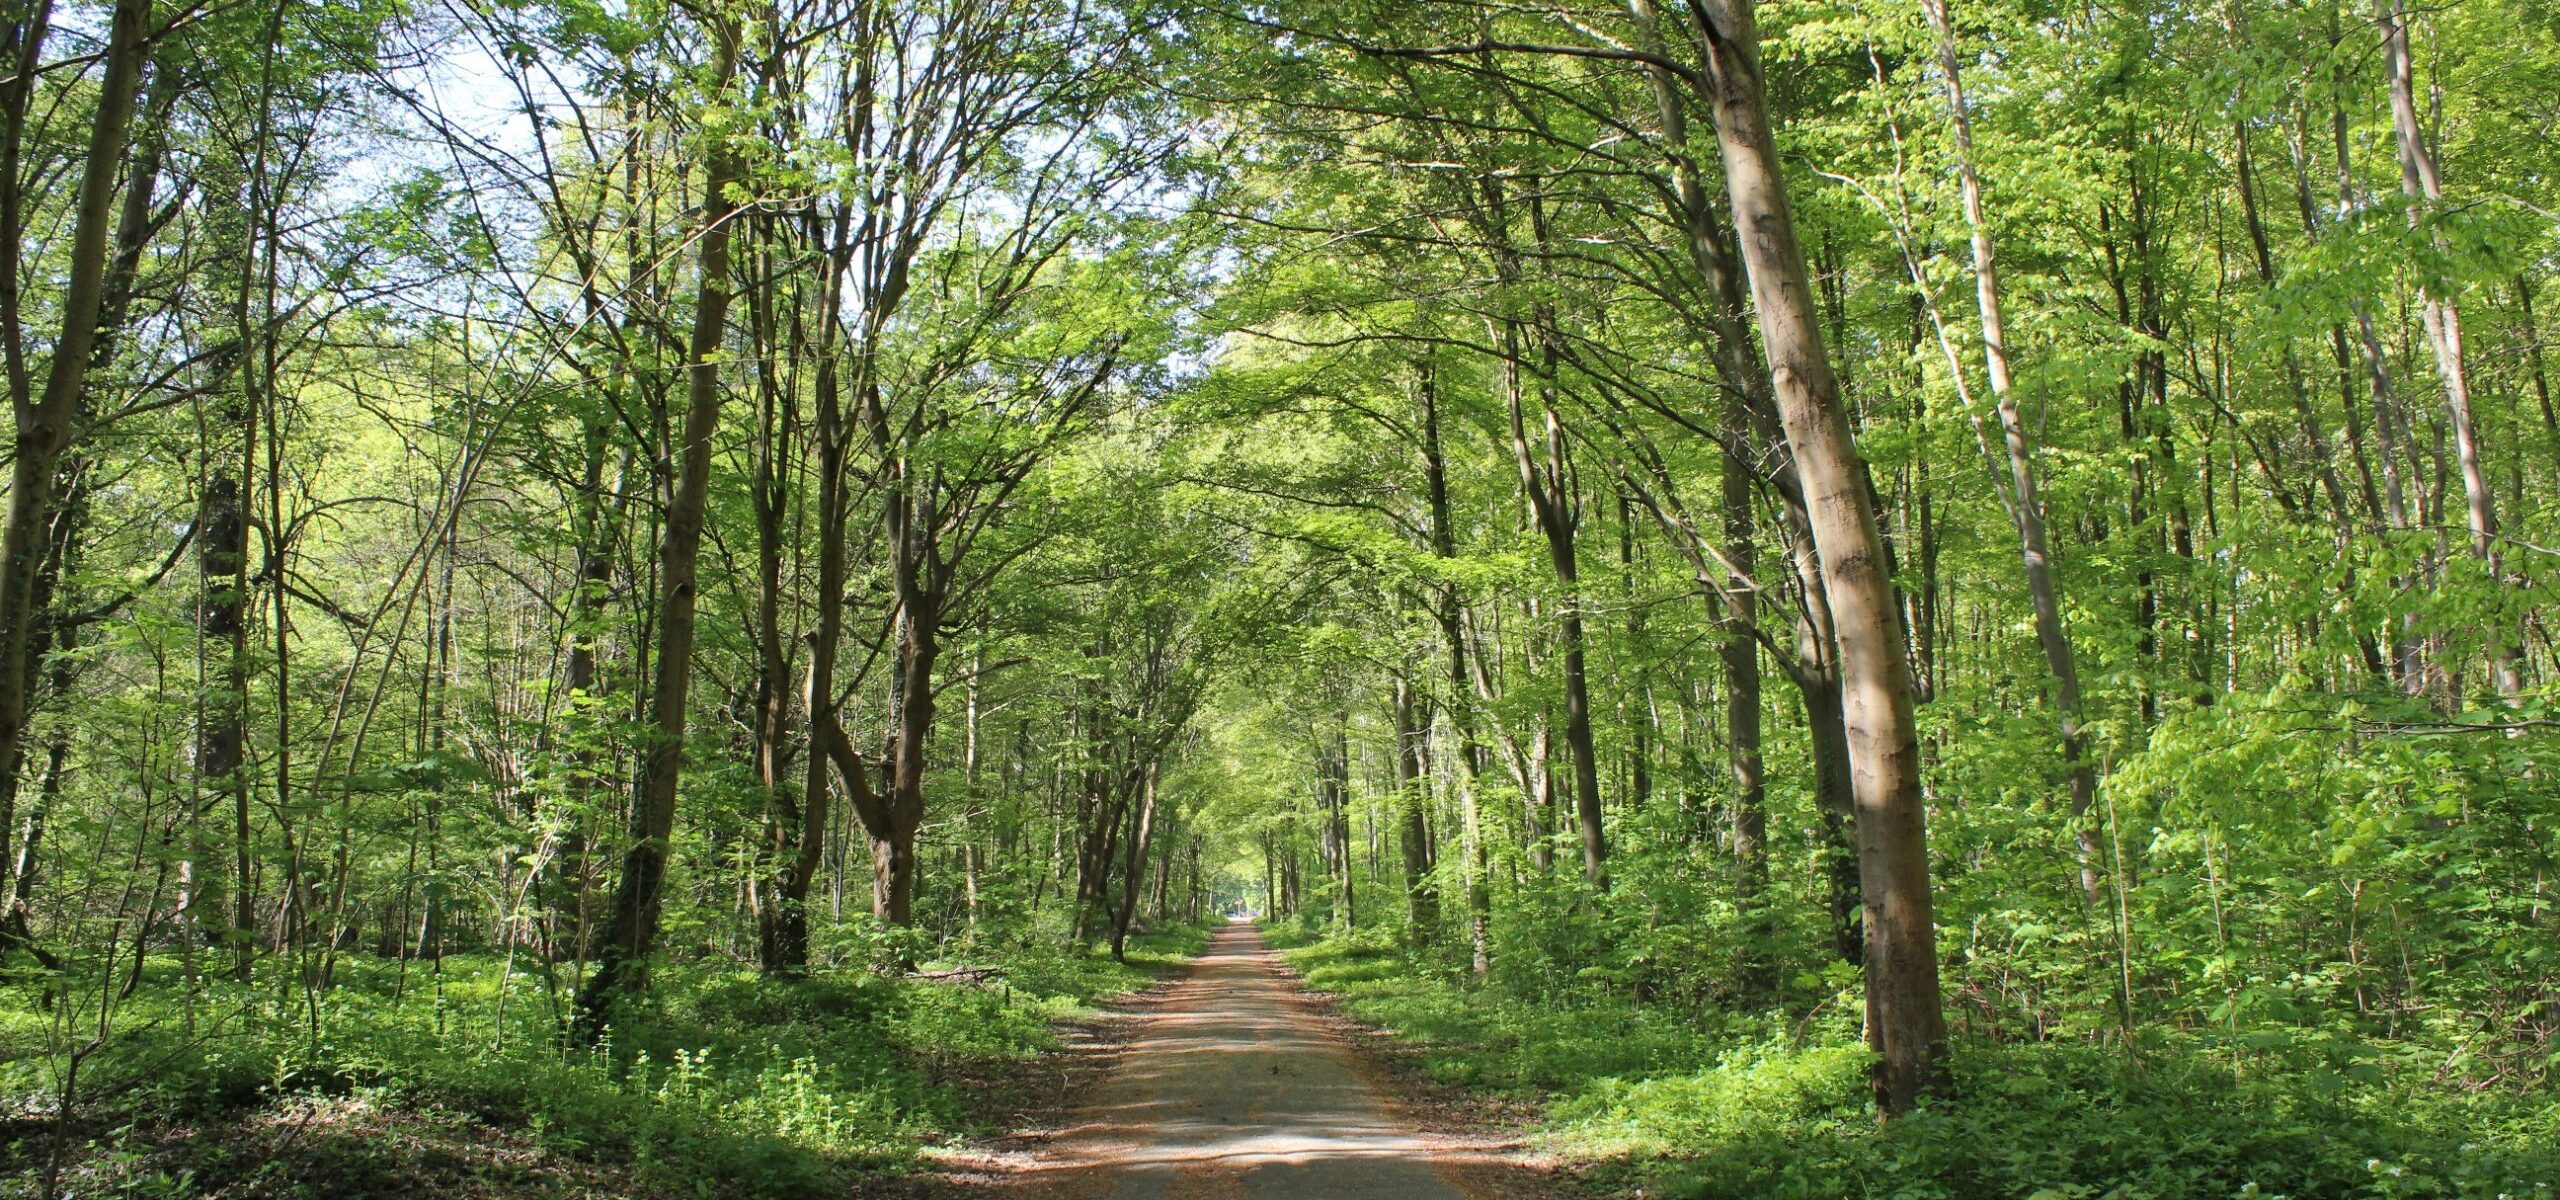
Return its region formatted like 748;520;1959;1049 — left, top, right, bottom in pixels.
0;923;1206;1199
1270;924;2560;1200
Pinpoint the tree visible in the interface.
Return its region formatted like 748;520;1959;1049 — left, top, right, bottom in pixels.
573;7;745;1036
0;0;156;948
1654;0;1950;1113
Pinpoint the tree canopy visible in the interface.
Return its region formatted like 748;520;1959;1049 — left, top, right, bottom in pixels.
1;0;2556;1195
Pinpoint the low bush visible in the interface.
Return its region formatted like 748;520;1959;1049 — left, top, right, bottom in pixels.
0;923;1204;1199
1279;930;2560;1200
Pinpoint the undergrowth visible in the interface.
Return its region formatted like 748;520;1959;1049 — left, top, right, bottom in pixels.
1270;924;2560;1200
0;923;1204;1199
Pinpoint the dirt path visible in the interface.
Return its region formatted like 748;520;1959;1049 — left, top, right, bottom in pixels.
952;923;1533;1200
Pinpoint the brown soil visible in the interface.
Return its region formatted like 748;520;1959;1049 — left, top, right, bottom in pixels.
907;925;1556;1200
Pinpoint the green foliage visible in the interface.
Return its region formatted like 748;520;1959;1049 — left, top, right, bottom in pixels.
0;926;1201;1198
1283;927;1729;1092
12;0;2560;1192
1283;929;2560;1200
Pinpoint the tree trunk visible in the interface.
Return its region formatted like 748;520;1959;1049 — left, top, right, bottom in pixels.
746;216;798;943
856;451;945;929
2223;73;2391;682
1392;671;1439;946
193;457;248;957
1418;364;1493;976
1500;332;1608;889
1317;722;1354;930
1109;764;1159;961
766;226;855;974
871;609;935;932
1677;0;1948;1115
2315;23;2427;693
1720;413;1772;999
573;18;744;1040
1623;10;1781;991
1921;0;2105;905
1795;647;1865;968
2379;0;2516;695
2519;276;2560;479
0;480;84;972
0;0;152;960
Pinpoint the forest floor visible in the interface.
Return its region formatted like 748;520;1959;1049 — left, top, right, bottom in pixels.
0;930;1213;1199
912;922;1559;1200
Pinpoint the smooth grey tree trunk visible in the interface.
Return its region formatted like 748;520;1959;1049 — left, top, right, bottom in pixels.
1669;0;1948;1115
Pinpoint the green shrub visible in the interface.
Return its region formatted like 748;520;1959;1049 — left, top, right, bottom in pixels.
0;923;1206;1198
1285;930;2560;1200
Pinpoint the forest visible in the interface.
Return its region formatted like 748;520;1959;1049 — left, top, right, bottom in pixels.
0;0;2555;1196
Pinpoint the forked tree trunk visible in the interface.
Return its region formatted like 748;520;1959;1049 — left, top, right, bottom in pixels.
866;604;938;927
2225;78;2390;682
1499;327;1608;889
766;228;856;973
